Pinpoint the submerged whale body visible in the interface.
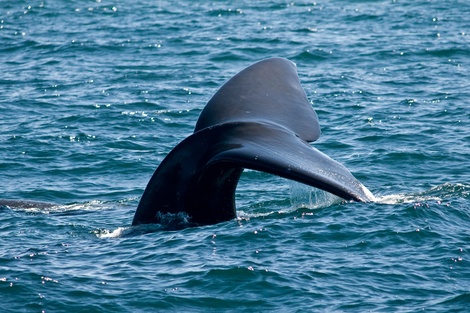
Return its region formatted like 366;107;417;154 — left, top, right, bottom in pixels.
132;58;374;226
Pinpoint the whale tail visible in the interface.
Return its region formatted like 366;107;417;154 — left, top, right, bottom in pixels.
132;58;374;226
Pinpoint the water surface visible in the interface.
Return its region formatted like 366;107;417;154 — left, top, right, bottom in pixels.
1;1;469;312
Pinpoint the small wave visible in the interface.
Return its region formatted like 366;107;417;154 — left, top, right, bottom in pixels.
237;206;291;221
432;293;470;309
374;193;442;204
375;182;469;204
292;49;331;62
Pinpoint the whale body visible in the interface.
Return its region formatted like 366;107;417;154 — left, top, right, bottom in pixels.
132;58;374;226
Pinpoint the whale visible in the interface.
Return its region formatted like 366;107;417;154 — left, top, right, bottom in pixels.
1;58;374;226
132;57;374;226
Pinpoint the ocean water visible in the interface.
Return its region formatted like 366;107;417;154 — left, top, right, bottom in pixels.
1;0;469;311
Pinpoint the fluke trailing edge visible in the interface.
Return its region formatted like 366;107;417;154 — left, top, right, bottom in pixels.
132;57;374;226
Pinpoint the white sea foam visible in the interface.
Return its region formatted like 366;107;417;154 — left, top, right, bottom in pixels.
373;191;445;204
97;227;129;238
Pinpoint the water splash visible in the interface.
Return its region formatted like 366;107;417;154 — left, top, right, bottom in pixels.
96;227;130;238
289;181;343;209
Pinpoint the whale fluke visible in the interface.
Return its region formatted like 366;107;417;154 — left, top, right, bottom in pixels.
132;58;374;226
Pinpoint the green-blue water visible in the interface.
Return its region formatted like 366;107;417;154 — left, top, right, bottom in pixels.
1;1;469;311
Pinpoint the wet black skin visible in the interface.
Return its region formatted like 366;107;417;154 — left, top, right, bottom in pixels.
132;58;374;226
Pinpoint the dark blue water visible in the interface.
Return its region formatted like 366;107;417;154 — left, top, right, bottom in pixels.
1;1;469;311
